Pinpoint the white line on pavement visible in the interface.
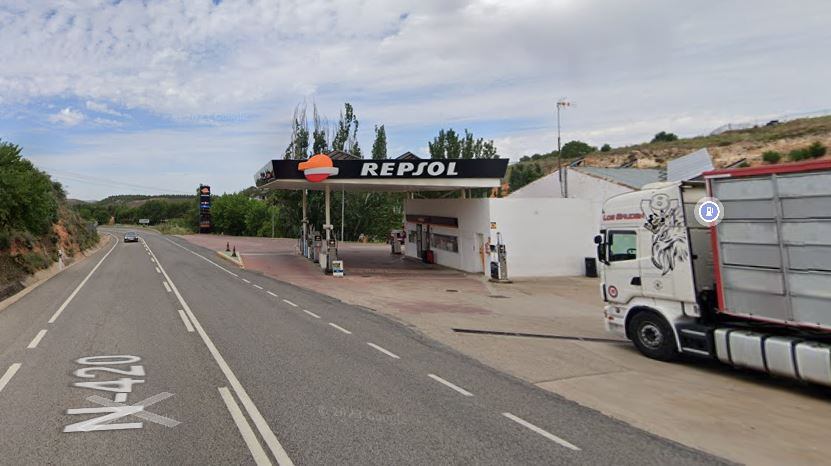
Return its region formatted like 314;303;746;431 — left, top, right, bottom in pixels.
242;279;251;283
155;267;161;273
163;237;240;277
163;281;172;293
114;393;128;403
328;323;352;334
428;374;474;397
267;291;278;297
367;342;400;359
27;330;48;349
144;240;293;466
219;387;271;466
282;299;298;308
0;363;22;393
48;234;118;324
303;309;320;319
502;412;581;451
253;284;263;290
176;309;195;333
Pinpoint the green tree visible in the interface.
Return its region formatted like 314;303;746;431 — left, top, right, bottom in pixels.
601;143;612;152
651;131;679;143
285;103;310;160
561;140;596;159
430;128;497;159
0;140;59;236
371;124;387;160
311;102;329;155
212;194;252;236
333;102;361;156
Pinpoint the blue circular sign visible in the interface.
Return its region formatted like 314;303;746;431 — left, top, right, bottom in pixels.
699;201;720;222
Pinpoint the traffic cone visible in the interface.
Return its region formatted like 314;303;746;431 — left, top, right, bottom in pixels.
231;246;237;258
226;241;230;252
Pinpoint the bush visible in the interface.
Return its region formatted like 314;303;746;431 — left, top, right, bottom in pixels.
737;161;750;168
651;131;678;143
789;148;810;161
600;143;611;152
807;142;827;158
762;151;781;164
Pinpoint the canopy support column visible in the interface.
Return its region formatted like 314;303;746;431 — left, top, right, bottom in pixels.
301;189;308;258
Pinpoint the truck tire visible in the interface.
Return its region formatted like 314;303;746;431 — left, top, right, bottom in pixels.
628;311;679;361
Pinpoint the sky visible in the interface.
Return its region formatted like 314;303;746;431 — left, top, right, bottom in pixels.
1;0;829;200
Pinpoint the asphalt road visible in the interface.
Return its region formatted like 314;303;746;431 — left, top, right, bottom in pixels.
0;228;726;465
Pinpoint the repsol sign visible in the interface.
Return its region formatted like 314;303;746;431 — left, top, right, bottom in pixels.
360;161;459;177
258;158;508;184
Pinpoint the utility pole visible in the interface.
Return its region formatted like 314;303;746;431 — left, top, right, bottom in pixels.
556;99;572;198
271;206;275;238
341;187;345;241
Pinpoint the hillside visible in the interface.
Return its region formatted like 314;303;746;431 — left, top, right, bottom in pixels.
511;115;831;177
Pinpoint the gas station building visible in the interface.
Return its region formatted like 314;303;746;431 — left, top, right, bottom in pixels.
256;154;596;278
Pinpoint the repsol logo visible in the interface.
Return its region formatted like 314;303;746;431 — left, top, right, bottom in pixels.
360;161;459;177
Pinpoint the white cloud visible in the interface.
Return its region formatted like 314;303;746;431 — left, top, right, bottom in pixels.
85;101;125;117
47;107;85;126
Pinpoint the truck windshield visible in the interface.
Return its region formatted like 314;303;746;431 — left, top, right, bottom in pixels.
609;230;637;262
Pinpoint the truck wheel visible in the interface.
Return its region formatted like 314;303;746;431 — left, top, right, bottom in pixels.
628;311;678;361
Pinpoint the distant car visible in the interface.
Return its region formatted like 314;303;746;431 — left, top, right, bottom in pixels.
123;232;139;243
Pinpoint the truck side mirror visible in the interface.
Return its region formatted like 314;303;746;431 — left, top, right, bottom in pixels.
595;235;609;265
594;235;602;245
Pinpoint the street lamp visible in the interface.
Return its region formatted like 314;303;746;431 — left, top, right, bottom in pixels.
556;99;572;198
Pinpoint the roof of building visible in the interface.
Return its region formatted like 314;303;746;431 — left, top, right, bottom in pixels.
575;167;664;189
395;151;421;160
666;148;714;182
326;150;362;160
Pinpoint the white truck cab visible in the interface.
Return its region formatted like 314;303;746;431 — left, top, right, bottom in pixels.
597;181;713;360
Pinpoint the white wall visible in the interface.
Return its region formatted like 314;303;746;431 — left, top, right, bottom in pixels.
489;198;596;277
404;197;597;277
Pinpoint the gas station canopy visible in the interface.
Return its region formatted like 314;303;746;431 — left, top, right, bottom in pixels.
255;157;509;192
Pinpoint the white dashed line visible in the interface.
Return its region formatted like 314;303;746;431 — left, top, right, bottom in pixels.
0;363;22;393
218;387;271;466
282;299;298;308
27;330;48;349
367;342;400;359
253;284;263;290
176;309;195;333
502;412;581;451
428;374;474;397
267;291;278;297
303;309;320;319
163;281;172;293
242;279;251;284
164;238;240;277
155;267;161;273
48;234;118;324
328;323;352;334
144;239;294;465
151;258;156;263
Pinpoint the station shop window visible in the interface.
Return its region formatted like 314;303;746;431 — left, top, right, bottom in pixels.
408;230;417;243
431;233;459;253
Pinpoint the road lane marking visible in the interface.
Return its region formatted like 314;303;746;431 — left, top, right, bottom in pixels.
367;342;400;359
242;279;251;283
49;234;119;324
27;329;48;349
428;374;474;397
155;267;161;274
144;240;294;466
219;387;271;466
302;309;320;319
0;363;21;392
328;323;351;334
502;412;581;451
253;284;263;290
267;291;278;297
176;309;195;333
163;281;172;293
163;237;240;277
282;299;298;308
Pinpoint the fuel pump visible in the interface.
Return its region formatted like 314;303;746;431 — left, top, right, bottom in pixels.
312;231;322;263
326;236;338;273
489;232;510;282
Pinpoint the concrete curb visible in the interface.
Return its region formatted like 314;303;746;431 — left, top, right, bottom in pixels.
216;250;245;268
0;235;113;314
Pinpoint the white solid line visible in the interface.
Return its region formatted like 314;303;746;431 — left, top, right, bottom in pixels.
27;329;48;349
367;342;400;359
267;291;278;297
428;374;474;397
242;279;251;283
144;240;293;465
282;299;298;308
0;363;22;393
328;323;352;334
163;237;239;277
48;234;118;324
302;309;320;319
155;267;161;273
176;309;195;333
502;412;581;451
163;281;172;293
253;284;263;290
219;387;271;466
